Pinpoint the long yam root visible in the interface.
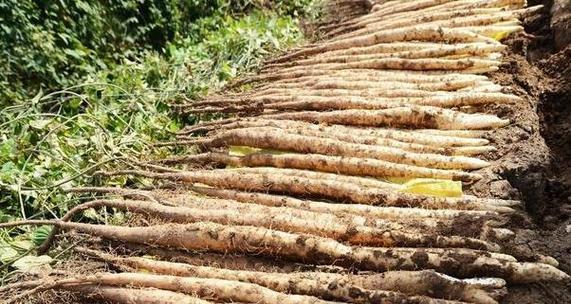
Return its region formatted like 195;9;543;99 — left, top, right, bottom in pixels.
270;26;495;63
68;186;503;241
62;198;499;250
44;285;212;304
97;169;515;212
204;92;518;111
180;127;490;170
263;58;500;74
80;248;499;304
2;272;335;304
0;220;567;283
184;186;500;221
260;107;509;130
180;118;490;147
158;152;481;181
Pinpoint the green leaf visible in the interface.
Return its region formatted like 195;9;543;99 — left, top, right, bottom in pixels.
31;89;43;105
11;240;34;251
29;119;52;130
0;246;18;263
63;48;85;60
12;255;53;273
0;138;16;159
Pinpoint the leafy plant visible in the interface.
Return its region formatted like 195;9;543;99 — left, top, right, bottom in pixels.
0;0;317;102
0;0;317;279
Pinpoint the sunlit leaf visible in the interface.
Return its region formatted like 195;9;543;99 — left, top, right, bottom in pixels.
12;255;53;273
29;119;52;130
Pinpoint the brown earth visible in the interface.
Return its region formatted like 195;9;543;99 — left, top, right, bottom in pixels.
466;0;570;302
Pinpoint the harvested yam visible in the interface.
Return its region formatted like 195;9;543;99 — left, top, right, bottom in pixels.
158;152;482;181
210;92;520;111
62;198;498;250
266;58;501;74
184;186;499;220
313;42;502;59
81;249;503;304
192;93;437;109
0;272;335;304
69;186;495;221
180;118;490;147
62;285;212;304
268;26;496;64
177;132;493;156
271;71;489;84
350;247;568;283
0;221;567;283
264;44;505;69
216;86;510;108
254;79;480;92
179;127;491;169
230;67;495;86
115;242;327;273
260;107;510;130
2;283;213;304
186;95;508;113
97;169;516;212
69;186;502;240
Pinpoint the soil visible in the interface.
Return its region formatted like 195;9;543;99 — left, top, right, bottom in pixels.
467;0;571;302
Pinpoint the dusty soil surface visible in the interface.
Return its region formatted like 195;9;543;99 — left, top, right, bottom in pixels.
468;0;571;302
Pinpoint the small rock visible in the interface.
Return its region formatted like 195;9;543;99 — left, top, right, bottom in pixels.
489;180;515;199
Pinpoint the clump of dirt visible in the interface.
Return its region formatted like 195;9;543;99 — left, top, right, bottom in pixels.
467;1;571;303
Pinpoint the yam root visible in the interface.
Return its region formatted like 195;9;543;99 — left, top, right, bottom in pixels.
80;248;500;304
96;169;515;212
0;220;567;283
260;107;509;130
159;152;482;181
180;127;491;170
62;198;499;250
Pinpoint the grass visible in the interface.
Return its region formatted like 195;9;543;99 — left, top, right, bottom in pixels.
0;3;319;278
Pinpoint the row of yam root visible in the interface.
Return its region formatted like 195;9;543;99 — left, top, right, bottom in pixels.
3;0;569;303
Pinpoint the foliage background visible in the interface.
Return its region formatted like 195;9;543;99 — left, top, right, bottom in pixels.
0;0;318;277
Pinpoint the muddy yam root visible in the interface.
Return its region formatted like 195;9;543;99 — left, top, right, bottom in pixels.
80;248;502;304
0;220;567;283
61;198;499;250
96;169;515;212
159;152;481;181
179;127;490;170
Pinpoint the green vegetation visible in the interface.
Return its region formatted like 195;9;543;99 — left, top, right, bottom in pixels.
0;0;317;100
0;0;318;274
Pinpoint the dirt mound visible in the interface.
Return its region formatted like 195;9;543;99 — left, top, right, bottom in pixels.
470;0;571;302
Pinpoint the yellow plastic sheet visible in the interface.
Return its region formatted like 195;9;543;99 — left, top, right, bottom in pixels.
490;30;511;41
399;178;463;197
